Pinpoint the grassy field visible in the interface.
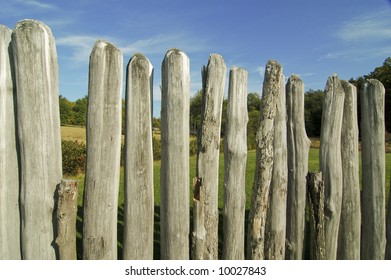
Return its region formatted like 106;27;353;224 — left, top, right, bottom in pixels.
62;125;391;258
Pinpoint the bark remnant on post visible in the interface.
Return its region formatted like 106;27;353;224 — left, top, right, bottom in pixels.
285;75;311;260
0;24;20;260
222;66;248;260
56;179;78;260
319;74;344;260
307;172;326;260
12;19;62;260
83;40;123;260
160;49;190;260
361;79;386;260
337;81;360;260
192;54;226;260
123;53;154;260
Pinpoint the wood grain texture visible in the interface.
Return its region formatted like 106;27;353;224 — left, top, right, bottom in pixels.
361;79;386;260
320;75;344;260
222;66;247;260
83;40;123;260
285;75;310;260
123;53;154;260
192;54;226;260
337;81;360;260
160;49;190;260
0;24;20;260
12;19;62;260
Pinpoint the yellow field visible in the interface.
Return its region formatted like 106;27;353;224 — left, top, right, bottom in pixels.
61;126;86;143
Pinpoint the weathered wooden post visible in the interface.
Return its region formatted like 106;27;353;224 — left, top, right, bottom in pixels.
319;75;344;260
361;79;386;260
222;66;248;260
307;172;326;260
337;81;360;260
160;49;190;260
56;179;78;260
247;60;283;260
192;54;226;260
123;53;154;260
264;73;288;260
83;40;123;260
285;75;311;260
0;24;20;260
12;19;62;260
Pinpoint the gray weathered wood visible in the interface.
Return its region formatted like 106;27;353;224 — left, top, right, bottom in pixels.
361;79;386;260
386;167;391;260
83;40;123;260
319;74;344;260
160;49;190;260
123;53;154;260
337;81;360;260
264;73;288;260
56;179;78;260
0;24;21;260
222;66;248;260
307;172;326;260
192;54;226;260
247;60;281;260
285;75;311;260
12;19;62;260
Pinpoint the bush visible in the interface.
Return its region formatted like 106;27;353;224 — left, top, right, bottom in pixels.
62;140;86;176
153;136;161;161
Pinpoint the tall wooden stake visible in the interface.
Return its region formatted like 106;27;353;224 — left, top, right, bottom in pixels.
83;40;123;260
320;74;344;260
0;24;20;260
337;81;360;259
12;19;62;260
160;49;190;260
222;66;248;260
285;75;311;260
361;79;386;260
123;53;154;260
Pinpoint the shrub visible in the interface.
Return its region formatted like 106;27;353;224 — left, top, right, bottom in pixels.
62;140;86;176
153;136;161;161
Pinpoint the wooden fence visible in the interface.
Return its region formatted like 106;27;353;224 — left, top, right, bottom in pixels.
1;19;390;260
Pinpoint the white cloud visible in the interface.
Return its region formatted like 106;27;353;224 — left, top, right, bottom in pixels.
20;0;57;10
56;35;101;64
56;33;208;66
337;10;391;42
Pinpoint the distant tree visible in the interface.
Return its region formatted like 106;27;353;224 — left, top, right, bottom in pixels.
152;117;161;130
72;96;88;126
59;95;74;125
247;92;261;112
247;93;261;149
190;90;203;135
304;89;324;137
364;57;391;133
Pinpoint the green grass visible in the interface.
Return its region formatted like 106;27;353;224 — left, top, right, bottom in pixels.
72;149;391;259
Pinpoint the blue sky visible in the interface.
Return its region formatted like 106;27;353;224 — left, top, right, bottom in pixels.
1;0;391;116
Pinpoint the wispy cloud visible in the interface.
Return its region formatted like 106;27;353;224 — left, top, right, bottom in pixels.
56;35;101;64
321;10;391;61
0;0;57;18
57;33;208;66
20;0;57;10
337;10;391;42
